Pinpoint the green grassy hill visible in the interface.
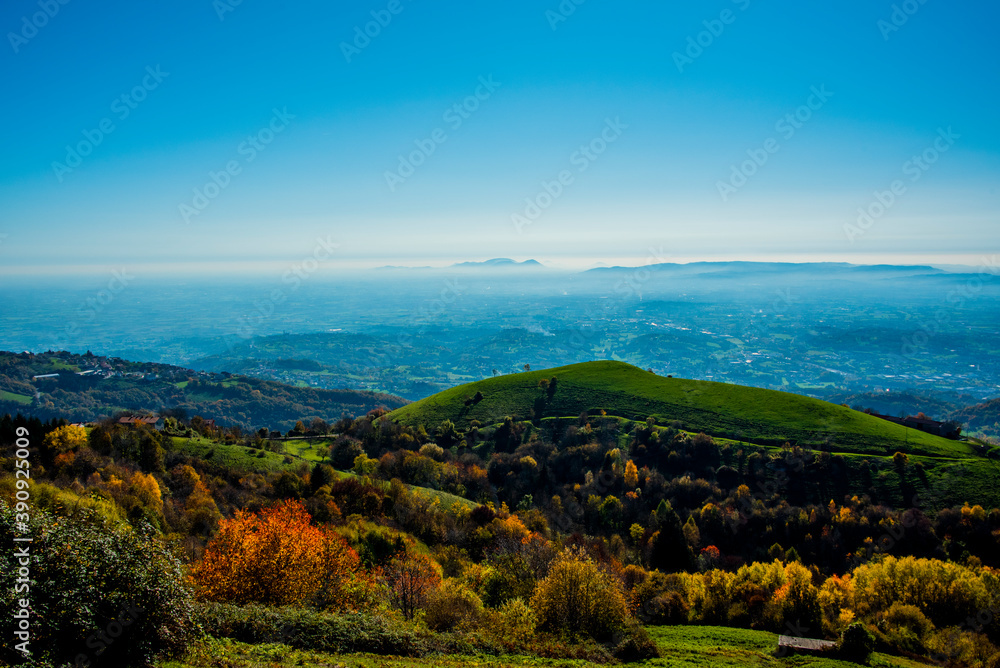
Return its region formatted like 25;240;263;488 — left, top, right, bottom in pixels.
389;361;972;457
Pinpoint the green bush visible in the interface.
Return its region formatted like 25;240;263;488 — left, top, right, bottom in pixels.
0;500;194;667
611;619;661;661
839;622;875;664
878;602;934;655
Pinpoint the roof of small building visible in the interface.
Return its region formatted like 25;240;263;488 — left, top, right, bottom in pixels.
778;636;836;651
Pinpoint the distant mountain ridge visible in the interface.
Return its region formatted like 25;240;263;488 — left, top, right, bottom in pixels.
375;258;545;271
584;261;946;277
451;258;543;268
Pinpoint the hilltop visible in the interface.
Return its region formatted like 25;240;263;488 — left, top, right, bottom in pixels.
389;360;973;457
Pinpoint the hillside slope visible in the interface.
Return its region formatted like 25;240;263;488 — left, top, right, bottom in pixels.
389;360;972;457
951;397;1000;440
0;351;407;430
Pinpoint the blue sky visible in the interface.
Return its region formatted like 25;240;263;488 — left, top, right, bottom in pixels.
1;0;998;273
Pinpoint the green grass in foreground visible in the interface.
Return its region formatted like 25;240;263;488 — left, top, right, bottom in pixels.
161;627;927;668
388;361;969;457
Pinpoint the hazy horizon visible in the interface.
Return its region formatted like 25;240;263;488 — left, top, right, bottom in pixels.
2;252;1000;279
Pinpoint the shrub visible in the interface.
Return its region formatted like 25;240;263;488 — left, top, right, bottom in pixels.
424;580;484;631
848;556;992;629
839;622;875;664
195;601;435;656
878;602;934;654
0;500;194;667
486;598;536;645
530;546;630;642
925;627;999;668
612;619;661;661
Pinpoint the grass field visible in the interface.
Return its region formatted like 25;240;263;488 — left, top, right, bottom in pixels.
389;361;971;457
0;389;32;405
160;626;926;668
170;436;295;474
169;436;477;509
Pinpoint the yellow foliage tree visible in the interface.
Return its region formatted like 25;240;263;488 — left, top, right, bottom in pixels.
131;471;163;515
44;425;88;453
530;546;630;641
624;460;639;489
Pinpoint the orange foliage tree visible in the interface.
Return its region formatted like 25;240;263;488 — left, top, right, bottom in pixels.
191;499;362;609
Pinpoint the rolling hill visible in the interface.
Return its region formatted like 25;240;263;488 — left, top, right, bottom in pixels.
0;350;408;430
389;360;974;457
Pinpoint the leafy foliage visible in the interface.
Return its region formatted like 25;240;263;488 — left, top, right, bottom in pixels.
0;500;194;667
191;500;363;609
530;547;630;642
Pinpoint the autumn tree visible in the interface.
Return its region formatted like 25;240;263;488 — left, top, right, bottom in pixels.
191;499;361;609
43;424;87;453
530;546;630;641
624;460;639;489
176;465;222;534
380;551;441;620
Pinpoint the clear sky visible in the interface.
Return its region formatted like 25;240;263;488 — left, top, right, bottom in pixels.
1;0;998;273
